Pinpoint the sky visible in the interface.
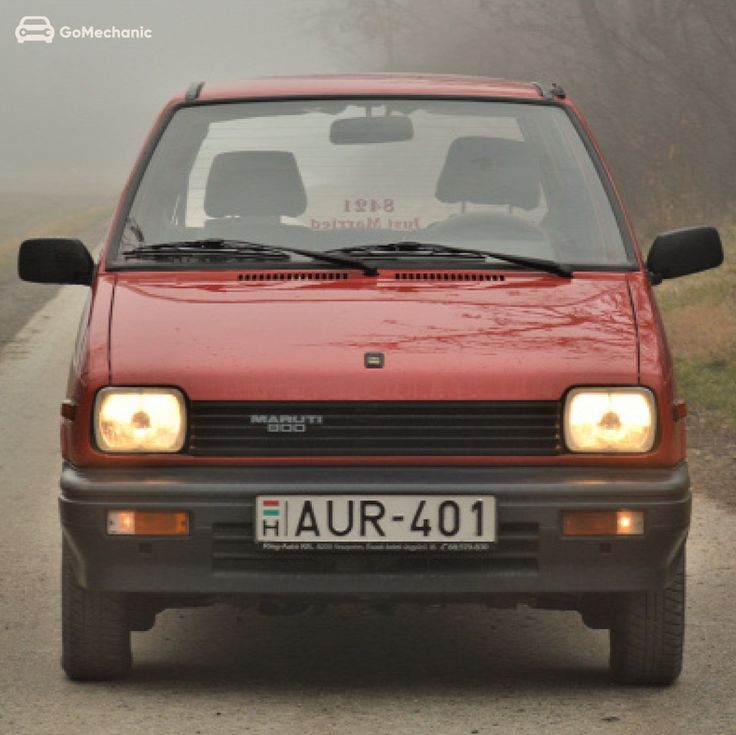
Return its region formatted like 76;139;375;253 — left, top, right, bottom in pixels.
0;0;346;193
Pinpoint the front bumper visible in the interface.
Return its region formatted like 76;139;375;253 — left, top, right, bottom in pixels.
60;462;690;601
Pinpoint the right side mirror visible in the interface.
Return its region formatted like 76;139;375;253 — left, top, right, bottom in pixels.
18;238;94;286
646;226;723;284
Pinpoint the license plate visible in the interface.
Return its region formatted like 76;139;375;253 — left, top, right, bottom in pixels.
255;495;496;546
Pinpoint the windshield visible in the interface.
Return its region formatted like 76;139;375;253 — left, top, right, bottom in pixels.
113;99;632;269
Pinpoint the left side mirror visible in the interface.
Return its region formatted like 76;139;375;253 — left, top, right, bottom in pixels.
18;238;94;286
646;226;723;284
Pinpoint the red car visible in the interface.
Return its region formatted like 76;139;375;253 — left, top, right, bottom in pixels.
19;75;723;683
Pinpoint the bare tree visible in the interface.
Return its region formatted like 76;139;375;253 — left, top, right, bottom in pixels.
312;0;736;237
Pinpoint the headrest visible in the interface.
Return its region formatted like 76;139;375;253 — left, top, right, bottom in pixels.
435;137;541;210
204;151;307;218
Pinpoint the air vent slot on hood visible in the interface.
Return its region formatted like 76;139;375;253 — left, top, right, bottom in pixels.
394;272;505;282
237;272;351;282
236;271;505;282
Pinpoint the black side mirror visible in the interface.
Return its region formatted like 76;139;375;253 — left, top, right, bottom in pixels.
646;226;723;284
18;238;94;286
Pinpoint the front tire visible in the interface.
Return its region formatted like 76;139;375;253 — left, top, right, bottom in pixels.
609;550;685;685
61;539;132;680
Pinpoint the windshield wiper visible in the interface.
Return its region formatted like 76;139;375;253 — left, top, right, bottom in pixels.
327;242;573;278
122;239;379;276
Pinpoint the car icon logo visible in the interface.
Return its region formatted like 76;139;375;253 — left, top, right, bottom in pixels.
15;16;55;44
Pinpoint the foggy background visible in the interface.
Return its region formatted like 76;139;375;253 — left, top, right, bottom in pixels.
0;0;338;194
1;0;735;240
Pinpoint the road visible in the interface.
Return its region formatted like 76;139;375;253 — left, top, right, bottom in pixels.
0;284;734;735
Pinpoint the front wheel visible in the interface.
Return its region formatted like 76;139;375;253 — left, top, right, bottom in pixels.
609;550;685;685
61;539;132;680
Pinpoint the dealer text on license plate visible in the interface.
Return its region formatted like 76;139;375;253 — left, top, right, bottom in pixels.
255;496;496;544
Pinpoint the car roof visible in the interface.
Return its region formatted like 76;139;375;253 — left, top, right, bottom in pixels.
178;74;555;104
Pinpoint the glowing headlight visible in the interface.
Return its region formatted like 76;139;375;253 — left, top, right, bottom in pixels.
94;388;186;453
564;388;656;453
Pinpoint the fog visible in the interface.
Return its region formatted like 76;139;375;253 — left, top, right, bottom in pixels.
2;0;734;237
316;0;736;235
0;0;347;193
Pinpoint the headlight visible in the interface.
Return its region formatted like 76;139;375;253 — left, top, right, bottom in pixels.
564;388;656;453
94;388;186;453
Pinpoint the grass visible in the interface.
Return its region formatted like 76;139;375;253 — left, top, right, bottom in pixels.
655;226;736;429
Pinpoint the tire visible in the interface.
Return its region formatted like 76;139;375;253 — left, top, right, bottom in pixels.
609;550;685;685
61;539;132;680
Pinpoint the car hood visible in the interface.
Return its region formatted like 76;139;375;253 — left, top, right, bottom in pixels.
109;272;638;401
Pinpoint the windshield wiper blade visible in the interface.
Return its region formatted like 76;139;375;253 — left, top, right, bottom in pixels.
123;239;379;276
123;241;291;261
328;241;573;278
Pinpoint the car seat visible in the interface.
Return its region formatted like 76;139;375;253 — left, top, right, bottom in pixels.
203;150;312;245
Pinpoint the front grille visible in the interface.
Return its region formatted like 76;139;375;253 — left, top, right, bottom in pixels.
188;401;561;457
212;519;540;574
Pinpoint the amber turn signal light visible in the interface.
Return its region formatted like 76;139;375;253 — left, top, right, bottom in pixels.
562;510;644;537
107;510;189;536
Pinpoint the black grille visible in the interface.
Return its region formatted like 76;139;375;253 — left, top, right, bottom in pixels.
212;520;540;574
188;401;561;457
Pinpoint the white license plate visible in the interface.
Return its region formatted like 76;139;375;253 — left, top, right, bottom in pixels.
255;496;496;545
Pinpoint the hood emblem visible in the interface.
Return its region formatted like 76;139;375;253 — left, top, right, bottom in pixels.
364;352;385;369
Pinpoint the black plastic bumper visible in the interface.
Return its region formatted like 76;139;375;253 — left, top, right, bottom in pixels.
59;462;690;600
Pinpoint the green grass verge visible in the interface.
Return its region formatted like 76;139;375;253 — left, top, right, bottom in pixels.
655;226;736;429
673;357;736;430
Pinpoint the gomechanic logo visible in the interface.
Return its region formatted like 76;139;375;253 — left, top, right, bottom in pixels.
15;15;54;43
15;16;153;44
